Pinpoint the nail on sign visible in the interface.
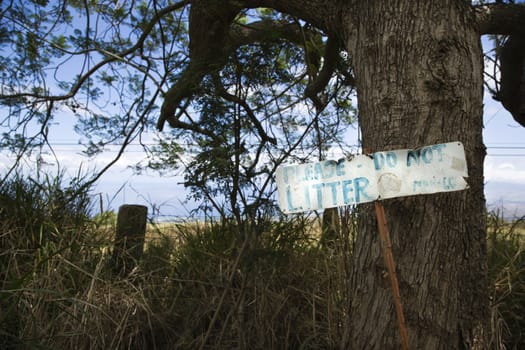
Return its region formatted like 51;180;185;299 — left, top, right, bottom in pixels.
276;141;469;214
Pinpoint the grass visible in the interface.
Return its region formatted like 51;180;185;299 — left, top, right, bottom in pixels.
0;217;353;349
0;172;524;349
487;212;525;349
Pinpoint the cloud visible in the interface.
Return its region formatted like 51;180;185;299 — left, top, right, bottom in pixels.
484;158;525;184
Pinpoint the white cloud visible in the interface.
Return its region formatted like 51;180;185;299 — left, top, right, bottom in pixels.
484;158;525;184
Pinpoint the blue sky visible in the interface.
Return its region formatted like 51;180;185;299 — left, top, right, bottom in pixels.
482;100;525;217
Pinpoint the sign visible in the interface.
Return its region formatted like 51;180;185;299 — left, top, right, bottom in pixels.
276;141;469;214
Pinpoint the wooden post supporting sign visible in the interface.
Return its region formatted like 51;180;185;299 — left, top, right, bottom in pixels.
374;201;409;350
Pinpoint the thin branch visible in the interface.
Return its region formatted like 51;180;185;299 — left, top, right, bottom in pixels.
0;1;189;103
212;74;277;145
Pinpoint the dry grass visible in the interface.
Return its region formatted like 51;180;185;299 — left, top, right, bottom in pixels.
1;206;356;349
487;213;525;350
1;172;523;349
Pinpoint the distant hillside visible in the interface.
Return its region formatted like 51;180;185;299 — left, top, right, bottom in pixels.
485;181;525;219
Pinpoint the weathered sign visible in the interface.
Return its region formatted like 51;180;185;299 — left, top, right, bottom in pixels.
276;141;469;214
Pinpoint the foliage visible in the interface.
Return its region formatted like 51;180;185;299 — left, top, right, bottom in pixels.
147;33;356;217
0;170;104;348
166;217;350;349
0;0;190;175
0;0;358;219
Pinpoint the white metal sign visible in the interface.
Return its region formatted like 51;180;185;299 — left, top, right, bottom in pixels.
276;141;469;214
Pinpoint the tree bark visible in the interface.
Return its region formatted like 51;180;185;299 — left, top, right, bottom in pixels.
342;1;488;349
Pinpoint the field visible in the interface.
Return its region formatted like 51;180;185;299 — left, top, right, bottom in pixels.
0;175;524;349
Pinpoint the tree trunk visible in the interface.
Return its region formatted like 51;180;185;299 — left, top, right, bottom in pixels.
343;1;489;349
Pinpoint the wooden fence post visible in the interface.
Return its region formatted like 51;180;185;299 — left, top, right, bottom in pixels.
112;204;147;275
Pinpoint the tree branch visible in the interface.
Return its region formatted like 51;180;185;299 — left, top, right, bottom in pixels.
157;13;345;131
475;3;525;35
304;34;341;111
230;19;306;46
157;0;241;130
498;35;525;126
212;74;277;145
0;1;189;104
156;0;353;132
240;0;341;35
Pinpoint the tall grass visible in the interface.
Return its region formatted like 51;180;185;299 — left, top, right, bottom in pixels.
1;172;523;349
487;211;525;350
140;213;354;349
0;172;356;349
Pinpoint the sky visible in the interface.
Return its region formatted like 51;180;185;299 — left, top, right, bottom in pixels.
481;100;525;217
